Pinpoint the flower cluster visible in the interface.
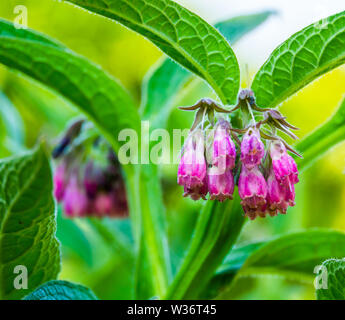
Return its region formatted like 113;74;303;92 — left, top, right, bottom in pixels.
53;120;128;218
177;94;300;220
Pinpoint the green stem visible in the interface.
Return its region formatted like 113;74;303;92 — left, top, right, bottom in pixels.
126;164;171;299
295;97;345;171
165;193;245;299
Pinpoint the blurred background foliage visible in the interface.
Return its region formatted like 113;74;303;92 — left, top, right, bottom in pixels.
0;0;345;300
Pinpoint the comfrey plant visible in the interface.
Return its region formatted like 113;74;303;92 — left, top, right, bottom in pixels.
0;0;345;301
177;94;300;220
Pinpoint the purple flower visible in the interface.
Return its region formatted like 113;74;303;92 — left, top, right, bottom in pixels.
212;120;236;171
53;163;66;202
266;168;295;216
207;166;234;202
238;165;267;220
270;141;299;186
178;130;207;199
240;127;265;169
63;175;89;217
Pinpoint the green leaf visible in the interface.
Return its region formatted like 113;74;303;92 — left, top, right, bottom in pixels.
252;11;345;108
238;229;345;282
0;92;25;153
295;96;345;171
24;280;98;300
0;19;140;157
133;164;171;299
203;241;265;298
0;145;60;300
56;209;93;266
141;11;274;128
140;59;189;128
165;194;245;299
66;0;240;105
217;241;265;275
214;10;275;44
316;259;345;300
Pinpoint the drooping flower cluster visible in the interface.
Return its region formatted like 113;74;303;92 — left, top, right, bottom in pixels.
177;94;300;220
53;120;128;218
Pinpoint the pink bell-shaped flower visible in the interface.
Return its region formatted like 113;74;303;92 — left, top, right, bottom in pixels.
240;127;265;170
270;140;299;186
207;166;234;202
212;119;236;171
238;165;267;220
178;130;207;200
266;167;296;217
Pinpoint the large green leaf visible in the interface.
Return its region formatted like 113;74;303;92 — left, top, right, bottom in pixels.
141;11;274;128
0;19;140;156
215;10;275;44
213;230;345;299
316;259;345;300
24;280;97;300
140;59;189;128
238;230;345;282
0;146;60;300
252;11;345;108
66;0;240;105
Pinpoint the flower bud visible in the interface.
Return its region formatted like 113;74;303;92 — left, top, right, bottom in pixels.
240;127;265;169
238;165;267;220
53;163;66;202
270;141;299;186
63;175;89;217
207;166;234;202
212;120;236;171
178;130;207;199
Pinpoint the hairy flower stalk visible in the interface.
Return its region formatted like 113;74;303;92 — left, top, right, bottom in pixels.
177;93;300;219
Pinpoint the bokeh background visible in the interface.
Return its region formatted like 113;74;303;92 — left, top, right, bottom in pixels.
0;0;345;300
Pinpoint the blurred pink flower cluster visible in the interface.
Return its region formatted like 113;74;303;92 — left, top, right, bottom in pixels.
53;120;128;218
